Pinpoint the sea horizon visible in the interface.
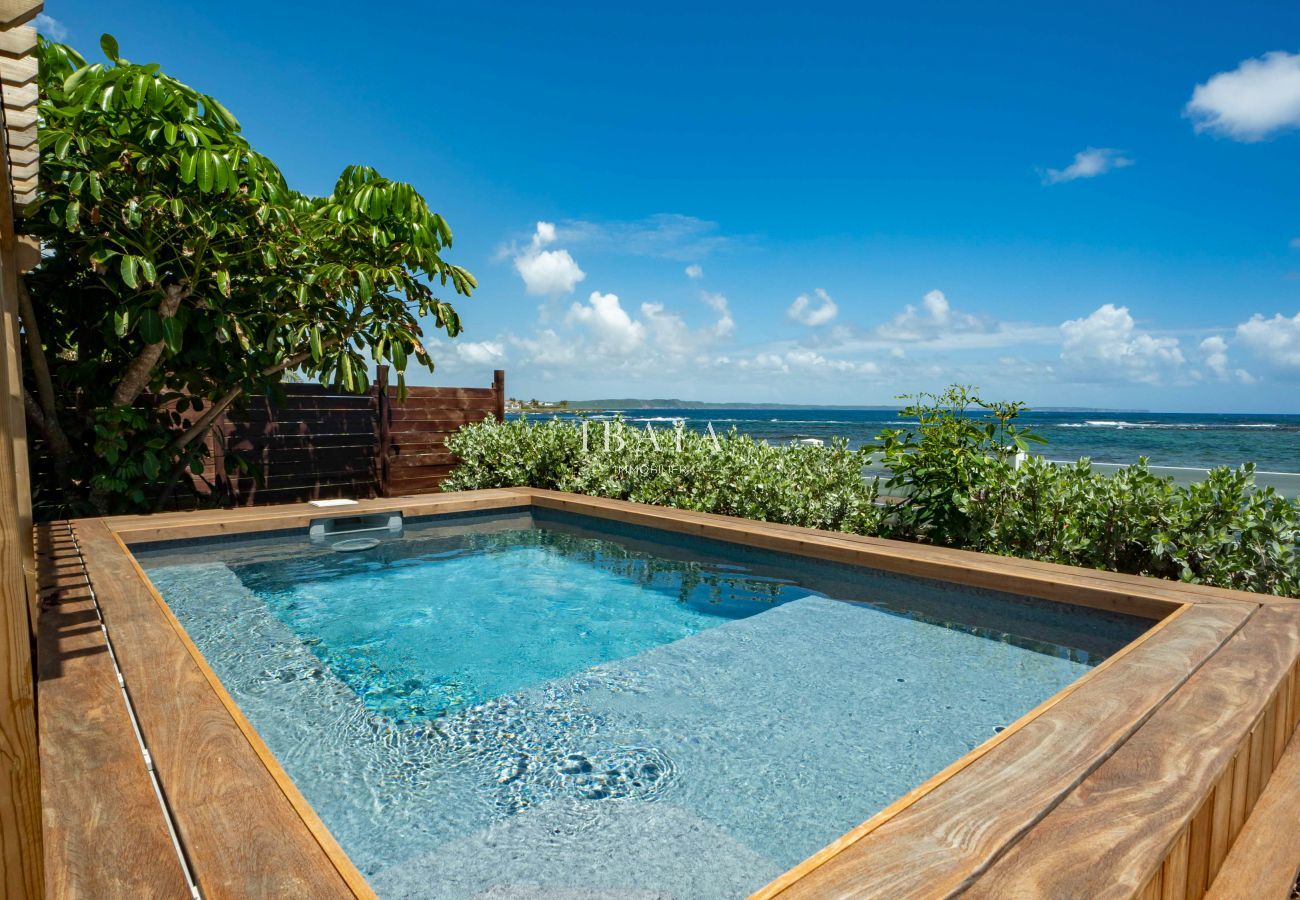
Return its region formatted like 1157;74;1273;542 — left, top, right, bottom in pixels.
508;405;1300;472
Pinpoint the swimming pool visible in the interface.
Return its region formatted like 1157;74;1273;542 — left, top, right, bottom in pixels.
134;505;1148;898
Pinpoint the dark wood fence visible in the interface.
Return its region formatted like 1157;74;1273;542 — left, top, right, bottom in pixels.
188;368;504;506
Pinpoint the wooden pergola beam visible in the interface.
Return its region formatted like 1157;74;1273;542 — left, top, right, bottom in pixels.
0;3;43;898
0;1;39;28
0;54;36;86
0;24;33;58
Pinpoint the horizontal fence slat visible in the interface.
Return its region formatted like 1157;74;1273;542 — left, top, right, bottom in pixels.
223;446;378;467
389;398;497;415
387;438;456;454
227;409;375;427
225;434;378;452
386;476;450;495
239;466;377;485
220;419;376;437
389;453;457;470
389;387;494;401
388;415;489;430
390;405;495;423
226;472;378;493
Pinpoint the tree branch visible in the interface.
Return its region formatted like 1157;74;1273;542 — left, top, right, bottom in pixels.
23;388;46;434
109;281;189;409
17;279;76;477
152;345;328;513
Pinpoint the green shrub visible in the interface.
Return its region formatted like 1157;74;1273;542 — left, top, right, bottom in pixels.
876;385;1045;547
444;416;885;533
444;394;1300;598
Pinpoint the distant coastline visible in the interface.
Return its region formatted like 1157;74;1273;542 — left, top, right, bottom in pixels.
509;398;1149;413
502;404;1300;471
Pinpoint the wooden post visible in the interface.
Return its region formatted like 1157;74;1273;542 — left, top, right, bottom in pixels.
0;16;43;889
493;369;505;422
374;365;390;498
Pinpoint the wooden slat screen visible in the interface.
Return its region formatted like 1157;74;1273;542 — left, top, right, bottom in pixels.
181;368;504;507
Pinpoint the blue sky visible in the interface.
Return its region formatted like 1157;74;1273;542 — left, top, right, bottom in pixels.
48;1;1300;410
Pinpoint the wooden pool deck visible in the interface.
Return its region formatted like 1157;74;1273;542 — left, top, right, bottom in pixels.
35;488;1300;898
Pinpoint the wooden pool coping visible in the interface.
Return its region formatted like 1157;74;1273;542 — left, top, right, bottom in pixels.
37;488;1300;898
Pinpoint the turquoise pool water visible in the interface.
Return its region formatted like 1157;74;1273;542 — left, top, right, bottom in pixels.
135;507;1148;898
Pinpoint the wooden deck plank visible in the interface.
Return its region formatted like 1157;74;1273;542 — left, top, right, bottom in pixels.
963;603;1300;900
105;488;532;543
36;528;190;899
1205;711;1300;899
73;519;369;898
766;602;1249;898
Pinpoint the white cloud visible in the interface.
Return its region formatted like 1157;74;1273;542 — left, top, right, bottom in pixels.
886;289;987;340
1186;51;1300;141
737;349;879;377
455;340;506;365
1059;304;1185;384
787;288;839;327
512;221;586;295
1235;312;1300;371
566;291;645;354
555;214;741;261
1289;237;1300;249
700;291;734;337
685;264;704;279
1042;148;1134;185
509;329;576;367
36;14;67;41
1199;335;1229;378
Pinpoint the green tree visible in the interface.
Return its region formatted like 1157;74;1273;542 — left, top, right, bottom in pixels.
22;36;475;514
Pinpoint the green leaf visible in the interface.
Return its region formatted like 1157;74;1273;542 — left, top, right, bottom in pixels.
215;269;231;297
161;317;183;354
196;150;216;192
64;200;80;229
120;254;139;289
113;309;129;337
178;151;197;183
309;327;323;363
138;309;163;343
100;34;121;63
138;258;157;285
130;73;148;108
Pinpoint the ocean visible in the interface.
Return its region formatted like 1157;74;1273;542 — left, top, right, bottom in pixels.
509;409;1300;473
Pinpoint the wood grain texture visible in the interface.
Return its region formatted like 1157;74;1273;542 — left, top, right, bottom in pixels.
963;603;1300;900
107;488;532;543
0;140;42;898
1185;792;1215;900
769;602;1248;899
75;519;367;898
35;525;190;898
1206;705;1300;900
168;375;502;507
